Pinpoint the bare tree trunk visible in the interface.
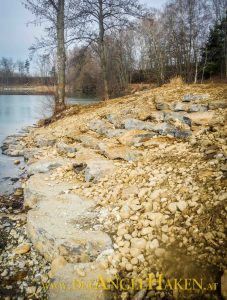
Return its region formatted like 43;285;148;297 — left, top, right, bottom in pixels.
56;0;66;112
201;47;208;84
100;42;109;100
98;0;109;100
194;60;198;84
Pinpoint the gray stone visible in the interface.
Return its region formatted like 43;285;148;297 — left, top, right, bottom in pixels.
76;135;100;149
182;94;209;102
188;104;208;112
24;173;75;209
132;290;147;300
118;130;155;146
209;101;227;110
124;119;155;131
173;102;188;112
105;129;126;138
174;130;192;138
56;143;77;154
155;102;170;110
164;112;192;127
89;119;113;135
27;194;112;263
106;113;124;128
84;160;115;182
27;159;65;175
35;137;56;147
98;143;142;162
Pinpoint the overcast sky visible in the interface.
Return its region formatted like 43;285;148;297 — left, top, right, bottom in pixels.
0;0;167;66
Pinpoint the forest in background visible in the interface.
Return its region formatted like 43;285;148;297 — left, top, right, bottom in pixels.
0;0;226;101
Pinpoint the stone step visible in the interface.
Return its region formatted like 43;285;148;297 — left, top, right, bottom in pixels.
24;173;75;209
25;174;112;263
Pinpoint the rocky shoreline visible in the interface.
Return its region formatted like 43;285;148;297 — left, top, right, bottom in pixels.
0;82;226;300
0;130;51;300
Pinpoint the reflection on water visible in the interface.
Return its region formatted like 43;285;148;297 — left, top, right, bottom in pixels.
0;94;98;194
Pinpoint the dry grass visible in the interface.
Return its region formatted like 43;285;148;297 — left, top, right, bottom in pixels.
168;76;185;87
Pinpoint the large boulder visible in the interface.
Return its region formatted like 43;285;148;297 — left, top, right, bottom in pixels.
35;136;57;147
23;173;75;208
188;104;208;112
27;194;112;263
105;129;126;139
164;112;192;127
118;130;155;146
182;94;209;102
84;160;115;182
88;119;113;135
155;102;170;110
173;102;188;112
76;135;100;149
209;101;227;110
124;119;155;131
56;142;77;155
27;159;67;175
98;143;142;161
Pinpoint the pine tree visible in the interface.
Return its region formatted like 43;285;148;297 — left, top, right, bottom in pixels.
202;12;227;79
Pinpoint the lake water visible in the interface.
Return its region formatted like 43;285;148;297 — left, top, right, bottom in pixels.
0;94;98;194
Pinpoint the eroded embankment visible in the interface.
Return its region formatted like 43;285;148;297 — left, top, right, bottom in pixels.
2;82;227;300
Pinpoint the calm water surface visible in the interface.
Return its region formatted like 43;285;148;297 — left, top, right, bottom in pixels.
0;95;98;194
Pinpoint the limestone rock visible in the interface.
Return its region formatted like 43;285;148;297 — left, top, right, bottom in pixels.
84;160;115;182
131;238;147;250
35;136;56;147
173;102;188;112
182;94;209;102
118;130;155;146
99;143;142;162
164;112;192;127
168;202;178;213
51;256;67;275
26;193;112;262
124;119;154;131
209;101;227;110
105;129;126;138
147;239;159;250
56;142;77;155
27;159;65;175
155;102;170;110
188;104;208;112
89;119;113;135
132;290;147;300
189;111;215;126
23;173;75;209
147;212;165;226
177;201;187;211
76;135;100;149
13;244;31;255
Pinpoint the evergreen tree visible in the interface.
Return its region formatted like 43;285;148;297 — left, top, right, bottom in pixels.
202;12;227;78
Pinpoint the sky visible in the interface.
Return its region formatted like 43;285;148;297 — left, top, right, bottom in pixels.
0;0;167;69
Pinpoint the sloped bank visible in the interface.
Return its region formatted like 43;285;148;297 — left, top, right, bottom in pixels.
5;82;227;300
